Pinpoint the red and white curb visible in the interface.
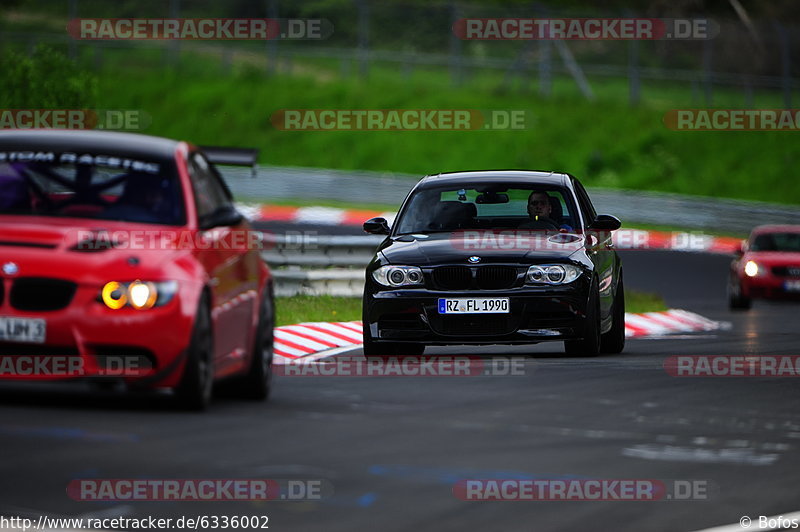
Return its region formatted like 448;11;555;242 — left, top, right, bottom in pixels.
273;310;726;363
624;309;727;338
274;321;364;364
239;203;742;255
243;204;397;228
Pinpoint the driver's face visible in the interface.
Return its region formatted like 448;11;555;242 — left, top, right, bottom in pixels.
528;193;552;218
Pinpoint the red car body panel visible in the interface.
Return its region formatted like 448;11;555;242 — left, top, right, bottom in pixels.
0;131;271;387
732;225;800;301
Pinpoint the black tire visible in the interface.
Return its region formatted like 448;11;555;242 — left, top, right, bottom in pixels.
600;275;626;354
564;279;601;357
235;288;274;401
175;294;214;410
728;275;752;310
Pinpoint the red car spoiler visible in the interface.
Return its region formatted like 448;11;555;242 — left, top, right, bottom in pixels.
200;146;259;178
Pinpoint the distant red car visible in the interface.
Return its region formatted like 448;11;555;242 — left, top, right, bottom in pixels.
729;225;800;310
0;130;273;409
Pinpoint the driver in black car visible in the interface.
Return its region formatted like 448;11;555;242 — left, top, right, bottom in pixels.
519;190;573;232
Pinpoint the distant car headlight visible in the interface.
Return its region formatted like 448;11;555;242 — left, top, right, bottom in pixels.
744;260;760;277
526;264;582;285
373;266;425;287
100;280;178;310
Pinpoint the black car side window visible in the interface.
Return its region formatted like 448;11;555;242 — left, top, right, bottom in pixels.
573;180;597;228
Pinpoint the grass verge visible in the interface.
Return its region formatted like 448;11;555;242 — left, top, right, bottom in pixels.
625;290;668;314
276;295;362;327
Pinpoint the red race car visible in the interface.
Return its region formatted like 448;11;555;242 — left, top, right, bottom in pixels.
0;130;273;409
729;225;800;310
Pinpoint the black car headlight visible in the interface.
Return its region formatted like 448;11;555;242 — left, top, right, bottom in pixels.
526;264;582;285
99;280;178;310
372;266;425;287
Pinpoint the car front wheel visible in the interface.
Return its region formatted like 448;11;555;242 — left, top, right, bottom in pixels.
564;280;601;357
728;274;752;310
235;288;274;400
600;275;626;354
175;294;214;410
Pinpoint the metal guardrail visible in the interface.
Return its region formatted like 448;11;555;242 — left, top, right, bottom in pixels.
271;268;365;297
222;165;800;235
261;233;382;268
263;233;377;297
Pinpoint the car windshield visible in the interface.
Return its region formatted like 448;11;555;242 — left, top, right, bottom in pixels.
394;184;580;235
0;153;184;225
751;232;800;252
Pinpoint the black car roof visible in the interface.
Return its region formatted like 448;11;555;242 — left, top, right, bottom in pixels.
0;130;181;159
417;170;570;188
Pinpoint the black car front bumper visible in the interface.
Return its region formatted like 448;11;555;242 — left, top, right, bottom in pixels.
364;281;591;345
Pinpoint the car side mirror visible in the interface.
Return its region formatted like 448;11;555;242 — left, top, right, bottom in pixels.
736;240;747;256
200;205;244;230
363;217;390;235
589;214;621;231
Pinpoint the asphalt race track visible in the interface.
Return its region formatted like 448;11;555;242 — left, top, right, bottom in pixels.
1;245;799;532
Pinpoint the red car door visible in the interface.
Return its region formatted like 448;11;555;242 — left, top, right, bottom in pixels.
187;151;256;377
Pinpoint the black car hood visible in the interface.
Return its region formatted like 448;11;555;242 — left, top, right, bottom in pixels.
379;231;586;265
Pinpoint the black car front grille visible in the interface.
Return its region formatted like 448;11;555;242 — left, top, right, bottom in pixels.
434;315;517;336
433;266;472;290
476;266;518;289
773;266;800;277
432;266;518;290
10;277;77;311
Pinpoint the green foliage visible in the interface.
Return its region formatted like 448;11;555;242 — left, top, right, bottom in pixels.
90;58;796;205
0;45;97;108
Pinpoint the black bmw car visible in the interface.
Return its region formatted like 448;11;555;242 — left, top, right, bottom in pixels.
362;170;625;357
